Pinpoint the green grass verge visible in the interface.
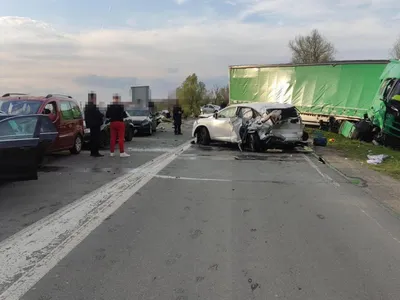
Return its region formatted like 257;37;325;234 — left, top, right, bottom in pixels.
305;128;400;180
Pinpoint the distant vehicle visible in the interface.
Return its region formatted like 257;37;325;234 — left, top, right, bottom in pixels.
0;114;58;181
0;93;84;154
83;108;134;148
200;104;220;115
125;109;157;136
192;102;306;152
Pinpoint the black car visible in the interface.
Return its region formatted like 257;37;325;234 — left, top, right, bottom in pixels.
83;109;134;148
0;114;58;181
125;109;157;136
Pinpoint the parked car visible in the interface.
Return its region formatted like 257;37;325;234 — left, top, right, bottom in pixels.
192;102;307;152
200;104;221;115
83;108;134;148
0;114;58;181
0;93;84;154
125;109;157;136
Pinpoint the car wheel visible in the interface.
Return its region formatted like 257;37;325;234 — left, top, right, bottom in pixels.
125;127;133;141
248;133;261;152
100;131;108;148
70;134;83;154
196;127;210;145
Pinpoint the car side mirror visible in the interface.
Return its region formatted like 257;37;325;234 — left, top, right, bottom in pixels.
213;112;218;119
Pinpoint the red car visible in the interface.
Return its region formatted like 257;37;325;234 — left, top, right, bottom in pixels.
0;93;84;154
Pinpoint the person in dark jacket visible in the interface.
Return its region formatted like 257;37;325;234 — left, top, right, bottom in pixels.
172;104;183;135
106;95;130;157
84;93;104;157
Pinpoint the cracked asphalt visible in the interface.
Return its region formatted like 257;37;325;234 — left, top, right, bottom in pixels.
1;120;400;299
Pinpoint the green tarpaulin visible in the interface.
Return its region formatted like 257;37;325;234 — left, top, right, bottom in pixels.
229;61;388;119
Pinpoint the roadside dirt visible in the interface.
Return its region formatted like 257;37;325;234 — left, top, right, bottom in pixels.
314;146;400;216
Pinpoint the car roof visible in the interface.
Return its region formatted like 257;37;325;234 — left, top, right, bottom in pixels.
230;102;294;111
1;94;78;103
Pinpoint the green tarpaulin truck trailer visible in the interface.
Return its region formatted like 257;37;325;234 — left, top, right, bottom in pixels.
229;60;389;125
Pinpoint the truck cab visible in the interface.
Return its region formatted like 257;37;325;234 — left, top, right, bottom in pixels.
370;61;400;148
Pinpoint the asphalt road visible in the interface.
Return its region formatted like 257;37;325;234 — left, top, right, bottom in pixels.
1;120;400;299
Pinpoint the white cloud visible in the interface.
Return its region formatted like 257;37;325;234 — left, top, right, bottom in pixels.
0;0;399;100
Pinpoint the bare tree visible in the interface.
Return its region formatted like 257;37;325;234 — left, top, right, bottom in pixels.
288;29;336;64
390;36;400;59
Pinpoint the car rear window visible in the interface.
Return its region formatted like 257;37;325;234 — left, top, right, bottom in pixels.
0;100;42;115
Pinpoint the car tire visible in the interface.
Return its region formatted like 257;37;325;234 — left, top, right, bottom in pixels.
248;133;261;152
100;131;108;148
125;127;134;142
70;134;83;154
196;127;210;145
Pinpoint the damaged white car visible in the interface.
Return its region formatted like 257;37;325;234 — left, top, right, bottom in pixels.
192;102;308;152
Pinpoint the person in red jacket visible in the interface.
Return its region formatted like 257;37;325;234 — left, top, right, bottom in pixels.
106;95;130;157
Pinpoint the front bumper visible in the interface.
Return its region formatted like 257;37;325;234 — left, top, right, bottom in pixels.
131;122;151;133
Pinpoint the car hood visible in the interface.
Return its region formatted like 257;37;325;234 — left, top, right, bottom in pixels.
127;116;149;122
198;113;214;118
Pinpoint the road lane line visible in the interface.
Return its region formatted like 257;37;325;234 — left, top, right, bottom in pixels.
0;140;193;300
155;174;232;182
302;154;340;187
127;147;176;152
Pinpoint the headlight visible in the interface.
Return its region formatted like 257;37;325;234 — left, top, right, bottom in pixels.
84;128;90;134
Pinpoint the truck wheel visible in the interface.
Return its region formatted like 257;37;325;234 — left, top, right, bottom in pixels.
196;127;210;145
70;134;83;154
302;131;309;141
248;133;261;152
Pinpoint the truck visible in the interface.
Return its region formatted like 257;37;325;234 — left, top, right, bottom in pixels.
130;86;151;109
229;60;400;147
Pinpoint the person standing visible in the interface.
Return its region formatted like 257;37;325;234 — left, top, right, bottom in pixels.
84;92;104;157
106;95;130;157
173;104;183;135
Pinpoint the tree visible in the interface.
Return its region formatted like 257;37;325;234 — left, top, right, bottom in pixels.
288;29;336;64
390;36;400;59
211;85;229;105
176;73;207;117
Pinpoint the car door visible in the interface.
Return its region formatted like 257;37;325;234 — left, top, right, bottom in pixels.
59;100;75;148
0;115;42;181
210;106;238;141
37;115;59;159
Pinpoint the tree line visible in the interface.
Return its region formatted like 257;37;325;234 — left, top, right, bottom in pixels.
175;29;400;117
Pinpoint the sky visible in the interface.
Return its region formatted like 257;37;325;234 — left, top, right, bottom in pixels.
1;0;399;104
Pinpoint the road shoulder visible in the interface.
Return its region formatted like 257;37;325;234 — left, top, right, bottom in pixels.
314;146;400;216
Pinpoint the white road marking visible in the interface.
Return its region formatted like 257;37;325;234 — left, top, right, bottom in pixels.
0;140;193;300
360;209;400;245
154;174;232;182
302;154;340;187
127;147;175;152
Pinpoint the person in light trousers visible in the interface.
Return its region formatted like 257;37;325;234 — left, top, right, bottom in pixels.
106;95;130;157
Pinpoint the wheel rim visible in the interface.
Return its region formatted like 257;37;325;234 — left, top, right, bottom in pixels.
75;136;82;151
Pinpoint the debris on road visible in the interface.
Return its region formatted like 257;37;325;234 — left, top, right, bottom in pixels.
367;154;390;165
